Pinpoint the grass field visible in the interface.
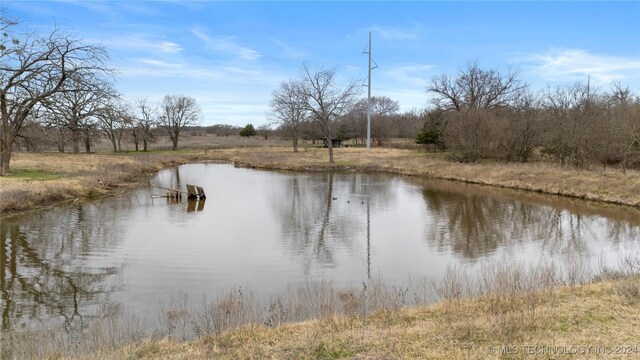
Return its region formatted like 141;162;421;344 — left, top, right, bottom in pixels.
1;135;639;216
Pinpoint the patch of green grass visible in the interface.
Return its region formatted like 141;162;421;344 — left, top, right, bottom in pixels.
10;168;65;181
312;340;356;360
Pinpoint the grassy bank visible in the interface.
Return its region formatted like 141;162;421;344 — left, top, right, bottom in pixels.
222;147;640;207
98;277;640;359
1;146;639;216
0;151;212;215
3;258;639;359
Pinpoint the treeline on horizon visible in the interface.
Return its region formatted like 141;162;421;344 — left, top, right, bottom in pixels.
3;12;640;173
11;61;640;173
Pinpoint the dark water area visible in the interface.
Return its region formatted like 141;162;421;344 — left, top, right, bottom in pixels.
2;163;639;332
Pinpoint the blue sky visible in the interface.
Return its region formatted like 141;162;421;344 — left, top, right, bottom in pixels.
8;1;640;126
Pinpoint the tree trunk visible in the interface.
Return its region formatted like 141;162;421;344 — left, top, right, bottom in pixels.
0;148;12;175
85;136;91;153
72;135;80;154
171;136;178;151
111;137;117;152
293;133;298;153
1;123;15;175
143;139;148;152
134;141;139;152
57;129;65;153
71;117;80;154
327;136;334;164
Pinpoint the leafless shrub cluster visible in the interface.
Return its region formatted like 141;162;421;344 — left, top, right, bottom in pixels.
1;310;147;360
192;287;260;338
427;63;640;169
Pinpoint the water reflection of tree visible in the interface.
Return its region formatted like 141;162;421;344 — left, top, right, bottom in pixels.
271;172;395;273
1;202;125;332
153;166;181;190
421;180;640;260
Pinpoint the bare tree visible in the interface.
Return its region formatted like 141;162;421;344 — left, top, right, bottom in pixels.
269;79;308;152
125;113;141;151
0;22;108;174
498;93;542;162
207;124;241;137
428;62;530;162
392;108;425;139
158;95;200;151
135;97;158;151
40;74;116;153
300;65;359;163
345;96;399;144
429;62;526;111
13;109;52;152
95;101;127;152
541;81;602;167
605;83;640;172
257;123;272;140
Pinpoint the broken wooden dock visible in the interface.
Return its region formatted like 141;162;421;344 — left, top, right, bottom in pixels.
185;184;206;199
150;184;206;200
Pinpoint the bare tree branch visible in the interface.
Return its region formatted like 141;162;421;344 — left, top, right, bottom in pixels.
269;78;308;152
1;21;110;174
158;95;200;151
300;64;360;163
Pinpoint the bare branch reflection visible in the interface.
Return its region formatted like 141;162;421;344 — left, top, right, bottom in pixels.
1;203;124;332
420;179;640;259
271;173;396;274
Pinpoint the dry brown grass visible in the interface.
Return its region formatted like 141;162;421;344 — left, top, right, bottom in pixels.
0;151;211;215
4;257;639;359
75;276;640;360
216;147;640;207
2;144;639;216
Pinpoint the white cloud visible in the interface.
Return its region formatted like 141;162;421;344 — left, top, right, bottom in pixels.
53;0;160;16
515;49;640;85
123;90;272;126
191;29;261;61
118;57;283;85
54;0;117;15
99;34;183;54
381;63;434;86
370;24;422;42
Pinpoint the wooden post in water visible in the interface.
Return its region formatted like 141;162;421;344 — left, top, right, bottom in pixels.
150;184;205;201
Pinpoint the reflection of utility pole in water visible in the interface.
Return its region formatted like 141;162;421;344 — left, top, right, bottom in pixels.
367;199;371;279
363;174;371;280
174;166;181;189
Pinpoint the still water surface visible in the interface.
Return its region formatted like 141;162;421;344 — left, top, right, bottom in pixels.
2;163;639;331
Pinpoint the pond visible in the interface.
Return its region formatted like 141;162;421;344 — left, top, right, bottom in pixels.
1;163;639;333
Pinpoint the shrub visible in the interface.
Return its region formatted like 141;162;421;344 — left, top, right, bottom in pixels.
239;124;257;137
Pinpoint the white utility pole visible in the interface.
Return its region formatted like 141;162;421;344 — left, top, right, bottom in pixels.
366;31;372;150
